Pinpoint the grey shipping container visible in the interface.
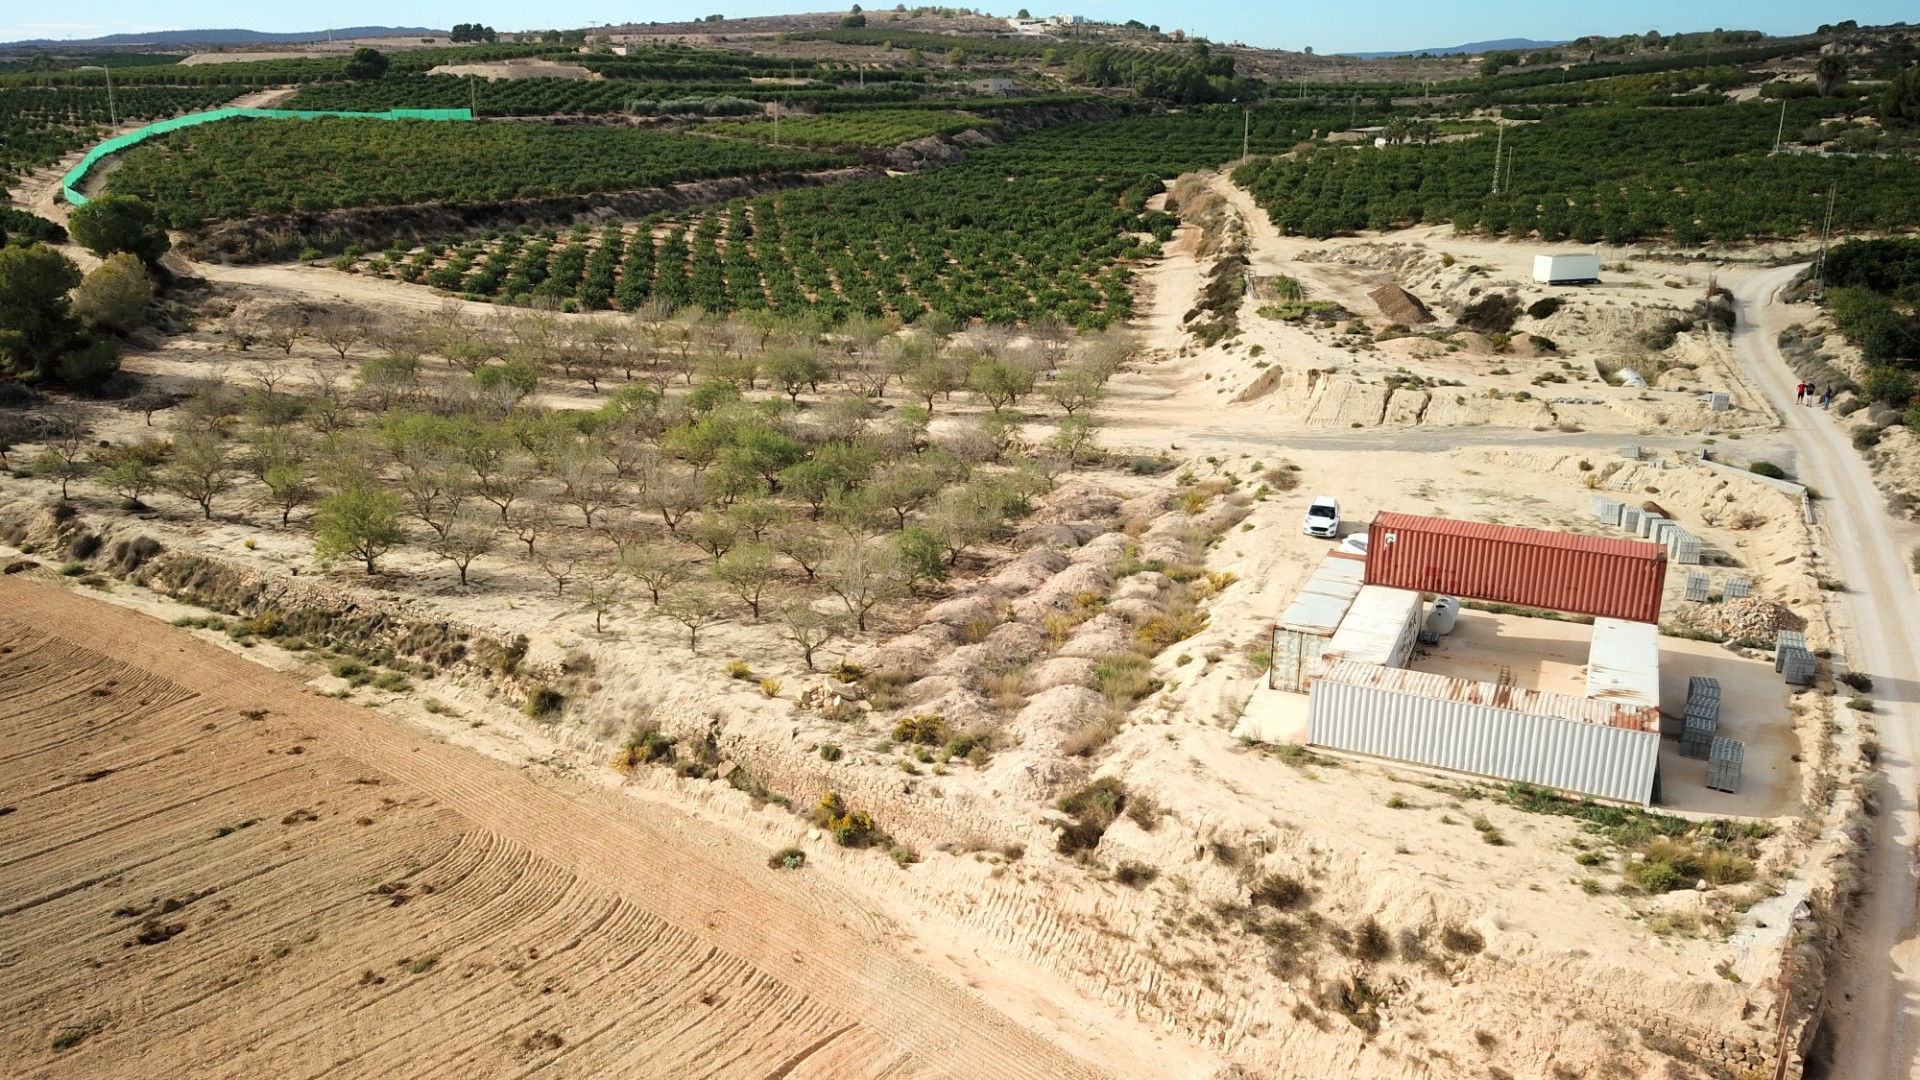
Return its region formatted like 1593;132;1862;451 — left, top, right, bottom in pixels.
1306;672;1659;806
1270;627;1333;693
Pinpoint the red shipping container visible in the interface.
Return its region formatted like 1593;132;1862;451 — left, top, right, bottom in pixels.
1364;513;1666;624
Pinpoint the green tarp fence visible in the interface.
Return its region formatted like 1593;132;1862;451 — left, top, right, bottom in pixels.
62;107;472;206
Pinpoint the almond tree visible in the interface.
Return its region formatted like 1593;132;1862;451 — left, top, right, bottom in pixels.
313;485;406;574
821;539;908;632
621;545;689;604
431;510;496;587
163;430;237;519
778;596;843;671
657;584;726;652
713;543;777;619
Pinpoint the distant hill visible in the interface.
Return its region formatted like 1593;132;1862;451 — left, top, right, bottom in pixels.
1341;38;1569;59
0;27;441;49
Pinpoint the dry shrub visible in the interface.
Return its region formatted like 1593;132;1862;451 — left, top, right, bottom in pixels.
863;668;915;711
982;666;1030;715
1124;791;1160;831
1353;917;1393;962
610;724;674;773
1061;717;1118;758
891;714;948;745
1056;776;1128;854
1113;860;1158;888
1252;873;1309;910
1440;924;1485;954
1136;608;1209;649
1094;652;1160;706
1261;463;1301;491
960;614;999;645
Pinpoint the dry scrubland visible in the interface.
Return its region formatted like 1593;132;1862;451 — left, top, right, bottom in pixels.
0;178;1870;1079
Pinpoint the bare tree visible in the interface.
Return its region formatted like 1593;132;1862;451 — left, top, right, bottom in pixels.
621;544;690;604
30;411;94;498
821;539;909;632
770;523;826;582
255;306;307;356
472;456;534;522
537;547;579;598
431;510;496;586
657;584;726;652
312;308;372;361
506;503;546;559
557;451;617;528
640;465;701;532
579;576;626;632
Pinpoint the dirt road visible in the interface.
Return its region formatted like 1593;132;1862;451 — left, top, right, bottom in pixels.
1732;265;1920;1078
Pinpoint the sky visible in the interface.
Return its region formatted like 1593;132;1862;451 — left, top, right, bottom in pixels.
2;1;1910;53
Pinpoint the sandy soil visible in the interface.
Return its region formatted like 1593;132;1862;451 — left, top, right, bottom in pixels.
428;60;597;80
0;577;1125;1079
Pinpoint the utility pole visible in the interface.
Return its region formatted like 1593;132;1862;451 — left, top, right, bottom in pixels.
773;99;780;146
104;58;117;126
470;73;477;116
1506;143;1515;192
1242;105;1249;159
1773;98;1786;155
1490;122;1504;194
1813;181;1837;302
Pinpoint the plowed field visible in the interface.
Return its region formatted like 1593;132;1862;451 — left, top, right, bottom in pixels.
0;579;1105;1079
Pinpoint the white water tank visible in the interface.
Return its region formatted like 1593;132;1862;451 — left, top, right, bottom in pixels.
1427;596;1460;635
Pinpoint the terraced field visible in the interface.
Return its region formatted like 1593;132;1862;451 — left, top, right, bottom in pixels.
0;579;1102;1080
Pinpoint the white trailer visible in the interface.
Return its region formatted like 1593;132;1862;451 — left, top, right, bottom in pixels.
1532;253;1601;285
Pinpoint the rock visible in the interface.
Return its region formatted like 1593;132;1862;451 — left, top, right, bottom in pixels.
1369;284;1435;325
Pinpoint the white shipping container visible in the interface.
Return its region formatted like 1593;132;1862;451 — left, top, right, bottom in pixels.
1321;585;1424;670
1532;253;1601;285
1586;617;1662;710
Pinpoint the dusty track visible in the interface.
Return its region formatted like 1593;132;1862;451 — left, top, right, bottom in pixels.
0;578;1109;1080
1734;266;1920;1078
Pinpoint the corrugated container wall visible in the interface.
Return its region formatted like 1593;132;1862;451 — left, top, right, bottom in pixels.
1307;668;1660;806
1365;513;1667;624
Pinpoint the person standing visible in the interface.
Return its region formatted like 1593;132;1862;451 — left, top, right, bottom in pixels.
1796;382;1806;403
1823;388;1834;410
1805;382;1817;406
